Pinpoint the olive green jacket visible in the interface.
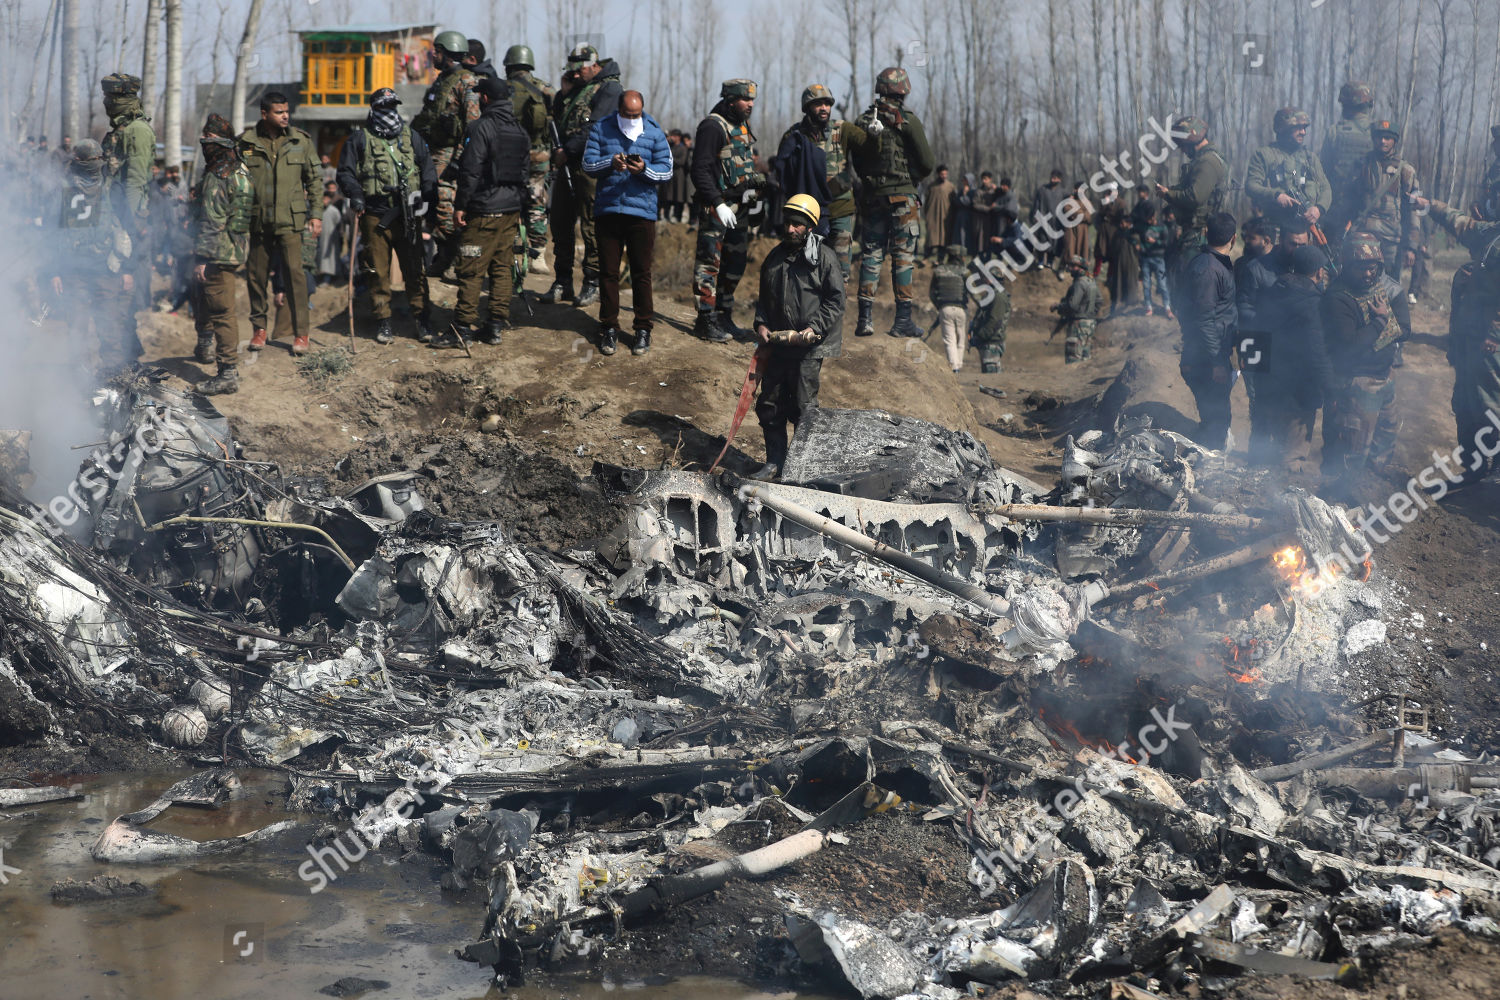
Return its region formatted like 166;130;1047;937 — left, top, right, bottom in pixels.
236;122;321;233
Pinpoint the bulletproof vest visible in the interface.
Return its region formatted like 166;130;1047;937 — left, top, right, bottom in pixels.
1065;276;1102;319
707;112;757;193
60;181;120;265
1356;155;1415;236
853;117;913;191
1347;274;1403;352
356;125;419;196
1324;114;1371;189
414;68;477;149
1263;146;1319;198
930;262;966;304
972;289;1011;343
486;128;529;187
508;73;552;146
1187;146;1228;224
560;76;605;140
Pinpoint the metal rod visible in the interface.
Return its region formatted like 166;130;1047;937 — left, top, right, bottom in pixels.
146;515;356;571
980;503;1263;531
1251;729;1397;782
739;483;1011;618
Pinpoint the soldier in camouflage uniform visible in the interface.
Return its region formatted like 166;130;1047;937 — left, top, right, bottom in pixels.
504;45;556;273
774;84;869;282
191;115;254;396
411;30;480;279
99;73;154;360
969;263;1011;374
1479;125;1500;221
544;43;622;307
1320;81;1376;245
1319;232;1411;496
1156;115;1227;302
690;79;765;343
1053;254;1102;363
1349;119;1420;280
49;139;135;377
928;244;969;372
1245;108;1331;237
849;67;936;339
1417;196;1500;487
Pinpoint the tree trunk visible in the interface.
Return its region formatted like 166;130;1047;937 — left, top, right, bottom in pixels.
59;0;79;143
141;0;161;122
230;0;265;135
162;0;181;169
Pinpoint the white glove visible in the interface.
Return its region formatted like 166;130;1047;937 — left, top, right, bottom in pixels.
715;203;737;229
866;115;885;135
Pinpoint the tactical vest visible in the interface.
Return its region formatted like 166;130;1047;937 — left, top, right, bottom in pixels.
414;69;477;149
1262;147;1320;198
972;289;1011;344
1324;114;1371;190
1063;276;1102;320
707;112;757;194
560;78;605;140
508;73;552;147
60;181;123;269
853;115;913;193
356;126;419;196
930;262;967;305
1356;154;1416;239
1182;146;1228;230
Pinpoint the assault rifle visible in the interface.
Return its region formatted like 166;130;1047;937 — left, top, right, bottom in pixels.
547;119;577;198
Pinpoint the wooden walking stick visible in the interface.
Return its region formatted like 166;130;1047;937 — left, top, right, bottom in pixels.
346;221;360;355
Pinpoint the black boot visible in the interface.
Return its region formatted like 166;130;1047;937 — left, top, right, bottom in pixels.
576;281;600;307
541;280;574;304
199;365;239;396
426;242;454;279
482;318;508;346
431;323;473;349
631;328;651;356
887;299;921;338
374;318;394;344
855;297;875;337
598;326;618;355
716;306;749;341
194;335;214;364
415;309;434;343
695;310;731;343
749;425;788;481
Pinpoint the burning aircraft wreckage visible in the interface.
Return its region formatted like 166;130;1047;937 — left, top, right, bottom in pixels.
3;371;1498;997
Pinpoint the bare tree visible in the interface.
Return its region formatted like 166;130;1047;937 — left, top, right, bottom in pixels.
141;0;160;121
229;0;262;135
163;0;180;167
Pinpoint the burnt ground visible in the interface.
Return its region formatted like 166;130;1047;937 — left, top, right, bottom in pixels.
10;229;1500;996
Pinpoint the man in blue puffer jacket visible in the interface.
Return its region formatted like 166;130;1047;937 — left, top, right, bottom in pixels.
583;90;672;355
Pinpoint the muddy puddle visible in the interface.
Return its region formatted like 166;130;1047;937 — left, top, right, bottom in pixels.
0;771;830;999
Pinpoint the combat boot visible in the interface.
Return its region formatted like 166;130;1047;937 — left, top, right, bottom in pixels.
481;318;508;346
529;251;551;275
576;281;600;307
415;309;434;343
431;323;473;350
749;425;788;481
194;335;214;364
199;365;239;396
716;306;750;342
426;242;455;279
855;298;875;337
541;280;574;304
886;299;921;338
374;318;394;344
695;310;731;343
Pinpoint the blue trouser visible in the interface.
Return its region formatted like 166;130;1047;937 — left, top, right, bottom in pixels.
1141;256;1169;311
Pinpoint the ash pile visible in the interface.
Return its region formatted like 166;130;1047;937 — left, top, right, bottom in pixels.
4;380;1498;997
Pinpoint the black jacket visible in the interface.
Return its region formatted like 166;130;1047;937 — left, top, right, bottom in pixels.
336;127;437;214
1178;248;1236;368
755;238;846;360
1233;250;1283;332
1257;274;1331;404
455;99;529;215
1321;274;1410;380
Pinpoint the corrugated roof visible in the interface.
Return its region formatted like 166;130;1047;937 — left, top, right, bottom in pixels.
297;23;436;35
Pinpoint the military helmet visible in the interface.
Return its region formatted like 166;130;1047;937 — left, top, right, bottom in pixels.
503;44;535;70
1173;115;1209;146
1372;119;1400;140
1273;107;1311;133
1338;81;1374;106
100;73;142;96
875;67;910;97
720;79;757;100
801;84;834;109
1342;231;1383;264
72;138;103;160
783;193;821;227
434;30;468;58
566;43;600;68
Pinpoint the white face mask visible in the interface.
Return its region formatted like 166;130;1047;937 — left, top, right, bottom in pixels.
618;114;644;141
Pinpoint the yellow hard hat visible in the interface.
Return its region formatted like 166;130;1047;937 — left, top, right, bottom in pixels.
784;193;821;227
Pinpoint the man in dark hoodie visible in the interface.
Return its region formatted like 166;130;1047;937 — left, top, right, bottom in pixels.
463;39;500;82
542;43;623;308
1177;211;1238;452
691;79;765;343
441;76;529;350
749;193;845;481
1249;245;1330;474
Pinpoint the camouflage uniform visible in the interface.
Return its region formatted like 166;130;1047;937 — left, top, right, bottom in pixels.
775;85;868;280
99;73;154;356
411;63;481;253
1244;109;1331;234
50;140;135;374
848;68;936;336
507;67;556;259
692;79;763;331
1427;202;1500;480
549;49;622;297
1160;116;1227;297
192;142;253;371
1349;121;1420;279
1320;82;1375;242
1057;264;1102;363
969;282;1011;373
1479;126;1500;221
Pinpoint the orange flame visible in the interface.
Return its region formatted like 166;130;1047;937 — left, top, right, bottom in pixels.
1221;636;1262;684
1271;545;1343;599
1039;706;1143;763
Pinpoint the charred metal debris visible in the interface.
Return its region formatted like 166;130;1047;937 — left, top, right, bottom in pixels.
5;376;1499;997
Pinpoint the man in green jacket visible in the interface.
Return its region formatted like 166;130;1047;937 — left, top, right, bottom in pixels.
1157;114;1228;301
192;114;254;395
412;30;481;279
237;91;322;355
504;44;556;272
1244;108;1330;237
100;72;154;359
849;67;936;339
750;193;845;482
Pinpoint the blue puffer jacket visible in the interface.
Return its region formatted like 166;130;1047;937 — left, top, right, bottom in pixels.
582;112;672;220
